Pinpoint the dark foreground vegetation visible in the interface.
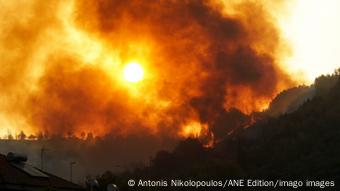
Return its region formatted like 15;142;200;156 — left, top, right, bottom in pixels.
95;71;340;190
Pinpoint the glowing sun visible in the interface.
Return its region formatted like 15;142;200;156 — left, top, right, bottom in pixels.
123;62;144;82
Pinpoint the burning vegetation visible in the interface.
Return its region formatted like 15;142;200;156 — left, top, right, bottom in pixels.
0;0;295;141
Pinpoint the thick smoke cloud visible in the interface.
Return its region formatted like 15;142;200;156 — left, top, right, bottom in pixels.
0;0;297;183
72;0;293;134
1;0;294;139
0;0;64;136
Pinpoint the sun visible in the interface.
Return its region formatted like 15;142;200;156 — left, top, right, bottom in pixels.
123;62;144;82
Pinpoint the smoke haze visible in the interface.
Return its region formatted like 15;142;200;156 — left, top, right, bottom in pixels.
0;0;295;139
0;0;303;183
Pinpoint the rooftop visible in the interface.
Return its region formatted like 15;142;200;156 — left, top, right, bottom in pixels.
0;153;84;191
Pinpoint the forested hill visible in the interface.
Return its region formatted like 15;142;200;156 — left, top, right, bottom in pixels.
97;72;340;190
238;73;340;178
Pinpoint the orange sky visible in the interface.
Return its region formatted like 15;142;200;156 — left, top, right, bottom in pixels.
0;0;339;139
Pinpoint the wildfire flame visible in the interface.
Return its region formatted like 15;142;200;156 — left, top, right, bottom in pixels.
179;121;209;138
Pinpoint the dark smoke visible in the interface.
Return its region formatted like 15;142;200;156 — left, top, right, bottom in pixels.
0;0;297;183
24;0;294;136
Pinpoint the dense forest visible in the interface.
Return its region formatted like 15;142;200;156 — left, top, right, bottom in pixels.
94;71;340;190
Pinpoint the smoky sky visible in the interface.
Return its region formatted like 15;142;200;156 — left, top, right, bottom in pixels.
0;0;299;183
0;0;294;139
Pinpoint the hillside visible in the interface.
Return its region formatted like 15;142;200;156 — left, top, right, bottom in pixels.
240;74;340;178
103;73;340;190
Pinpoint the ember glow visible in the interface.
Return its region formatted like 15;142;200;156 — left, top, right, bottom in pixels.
179;121;209;138
2;0;336;140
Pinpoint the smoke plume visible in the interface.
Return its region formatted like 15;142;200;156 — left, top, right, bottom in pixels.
0;0;294;139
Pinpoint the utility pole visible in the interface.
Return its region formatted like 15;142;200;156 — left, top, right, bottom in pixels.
70;161;76;182
41;147;45;170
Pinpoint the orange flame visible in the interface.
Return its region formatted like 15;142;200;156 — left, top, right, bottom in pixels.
179;121;209;138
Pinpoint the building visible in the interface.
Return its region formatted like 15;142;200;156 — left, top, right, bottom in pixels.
0;152;84;191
